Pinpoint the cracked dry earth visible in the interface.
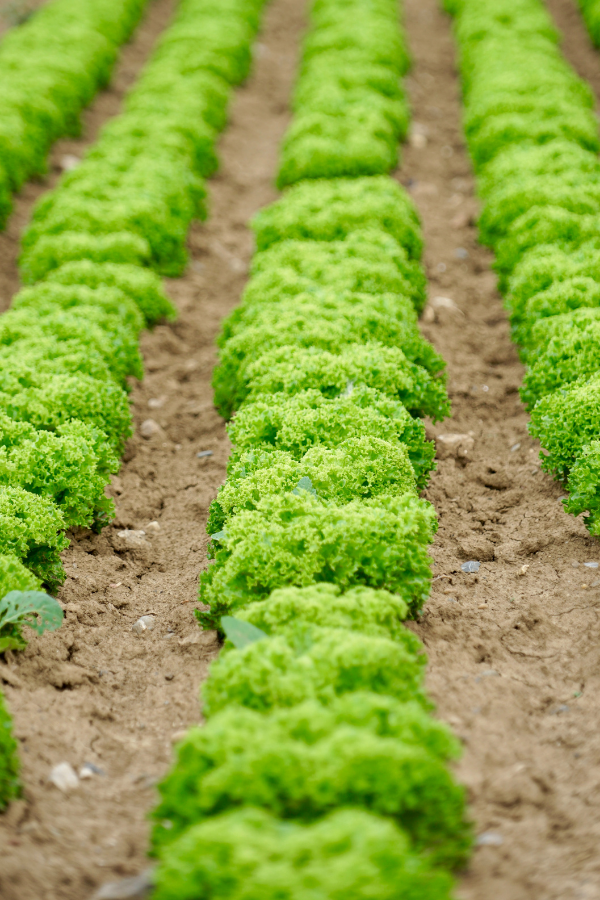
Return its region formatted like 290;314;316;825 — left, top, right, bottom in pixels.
403;0;600;897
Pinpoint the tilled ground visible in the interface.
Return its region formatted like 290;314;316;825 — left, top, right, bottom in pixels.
2;0;600;898
402;0;600;897
0;0;305;897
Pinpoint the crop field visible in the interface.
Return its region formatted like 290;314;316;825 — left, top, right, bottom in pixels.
1;0;600;898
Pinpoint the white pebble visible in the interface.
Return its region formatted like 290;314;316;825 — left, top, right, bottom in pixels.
132;615;156;635
139;419;162;438
476;831;503;846
49;762;79;792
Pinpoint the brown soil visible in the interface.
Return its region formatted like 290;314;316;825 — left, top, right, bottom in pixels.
401;0;600;897
0;0;305;897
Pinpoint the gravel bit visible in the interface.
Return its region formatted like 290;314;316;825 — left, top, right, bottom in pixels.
92;868;155;900
462;560;480;573
132;615;156;635
49;762;79;792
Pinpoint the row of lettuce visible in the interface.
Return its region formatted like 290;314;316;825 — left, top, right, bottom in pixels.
0;0;151;227
445;0;600;534
150;0;472;897
0;0;270;812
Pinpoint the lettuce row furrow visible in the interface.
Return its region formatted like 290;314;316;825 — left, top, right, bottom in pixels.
444;0;600;536
0;0;271;809
151;1;472;896
0;0;152;227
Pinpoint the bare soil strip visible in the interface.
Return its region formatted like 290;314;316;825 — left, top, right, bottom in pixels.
0;0;177;312
400;1;600;897
0;1;306;898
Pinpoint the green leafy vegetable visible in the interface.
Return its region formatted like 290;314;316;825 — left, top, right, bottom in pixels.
0;589;63;653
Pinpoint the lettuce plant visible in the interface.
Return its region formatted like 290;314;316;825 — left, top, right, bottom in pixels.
207;436;417;532
226;387;434;488
199;492;436;626
252;175;422;257
152;699;470;870
153;807;455;900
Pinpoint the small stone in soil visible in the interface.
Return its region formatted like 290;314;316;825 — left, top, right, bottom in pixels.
550;704;570;715
165;673;175;681
510;442;521;452
584;562;599;568
49;762;79;792
476;831;503;847
80;763;105;779
462;561;480;573
197;449;213;458
60;154;80;171
145;521;160;533
572;561;580;568
92;868;155;900
132;615;156;635
139;418;162;438
147;397;165;409
454;247;468;259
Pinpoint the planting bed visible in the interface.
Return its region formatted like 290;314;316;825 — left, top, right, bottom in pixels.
1;0;600;898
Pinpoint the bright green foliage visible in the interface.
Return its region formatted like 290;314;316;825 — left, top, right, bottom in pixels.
20;231;151;284
154;0;459;886
198;492;436;627
495;208;600;287
448;0;600;537
202;624;428;715
479;180;600;248
153;807;455;900
243;343;449;421
521;310;600;407
236;583;413;642
214;293;441;416
227;387;434;489
12;282;145;335
277;0;410;186
507;245;600;330
0;339;114;386
207;437;417;532
0;485;67;588
513;277;600;351
45;262;176;326
565;440;600;533
0;0;149;221
0;413;117;529
0;304;142;384
529;373;600;480
0;691;19;811
0;372;131;455
0;298;143;382
578;0;600;46
152;698;470;869
0;554;41;599
252;176;422;257
22;0;268;280
251;232;427;308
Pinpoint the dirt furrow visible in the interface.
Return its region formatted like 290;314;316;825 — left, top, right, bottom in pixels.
0;0;177;312
401;0;600;897
0;1;306;898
